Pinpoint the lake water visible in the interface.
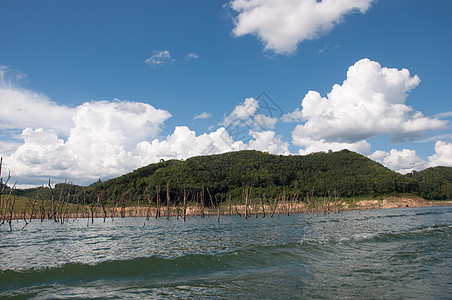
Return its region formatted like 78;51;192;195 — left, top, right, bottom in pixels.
1;206;451;299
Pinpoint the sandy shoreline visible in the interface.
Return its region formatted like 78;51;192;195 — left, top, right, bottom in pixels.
345;197;452;210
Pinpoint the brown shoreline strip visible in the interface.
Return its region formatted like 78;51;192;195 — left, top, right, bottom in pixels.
4;198;451;222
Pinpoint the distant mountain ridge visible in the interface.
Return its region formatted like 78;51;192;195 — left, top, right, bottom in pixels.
78;150;450;203
13;150;451;203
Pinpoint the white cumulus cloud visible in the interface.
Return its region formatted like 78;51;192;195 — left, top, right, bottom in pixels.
427;140;452;168
230;0;375;54
291;59;448;154
222;97;259;126
295;137;371;156
2;100;172;185
369;141;452;174
222;97;278;129
136;126;246;163
64;100;171;178
4;129;73;183
248;130;290;155
368;148;427;174
135;127;289;167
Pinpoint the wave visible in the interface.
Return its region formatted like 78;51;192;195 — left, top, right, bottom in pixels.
365;223;451;243
297;223;452;248
0;242;305;293
415;211;446;216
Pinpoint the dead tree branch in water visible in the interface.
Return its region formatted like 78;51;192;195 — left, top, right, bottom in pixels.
260;193;266;218
166;182;170;220
155;185;161;219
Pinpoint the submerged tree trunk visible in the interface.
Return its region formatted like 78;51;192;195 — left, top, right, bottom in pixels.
166;182;170;220
183;187;187;222
260;193;266;218
156;185;161;219
244;186;251;219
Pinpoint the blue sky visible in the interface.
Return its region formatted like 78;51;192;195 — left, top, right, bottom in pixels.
0;0;451;186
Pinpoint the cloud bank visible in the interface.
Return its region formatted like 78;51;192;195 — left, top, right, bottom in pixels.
370;141;452;174
0;72;289;186
230;0;375;54
3;100;172;185
4;122;289;186
1;60;450;186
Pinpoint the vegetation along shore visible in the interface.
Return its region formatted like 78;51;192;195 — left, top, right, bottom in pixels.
1;150;451;229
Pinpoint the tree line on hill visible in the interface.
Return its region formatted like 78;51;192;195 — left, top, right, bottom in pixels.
9;149;451;206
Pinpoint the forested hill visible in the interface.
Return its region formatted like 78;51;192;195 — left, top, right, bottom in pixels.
78;149;425;203
406;166;452;200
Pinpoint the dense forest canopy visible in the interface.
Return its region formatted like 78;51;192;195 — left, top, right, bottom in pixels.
7;150;451;204
406;166;452;200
